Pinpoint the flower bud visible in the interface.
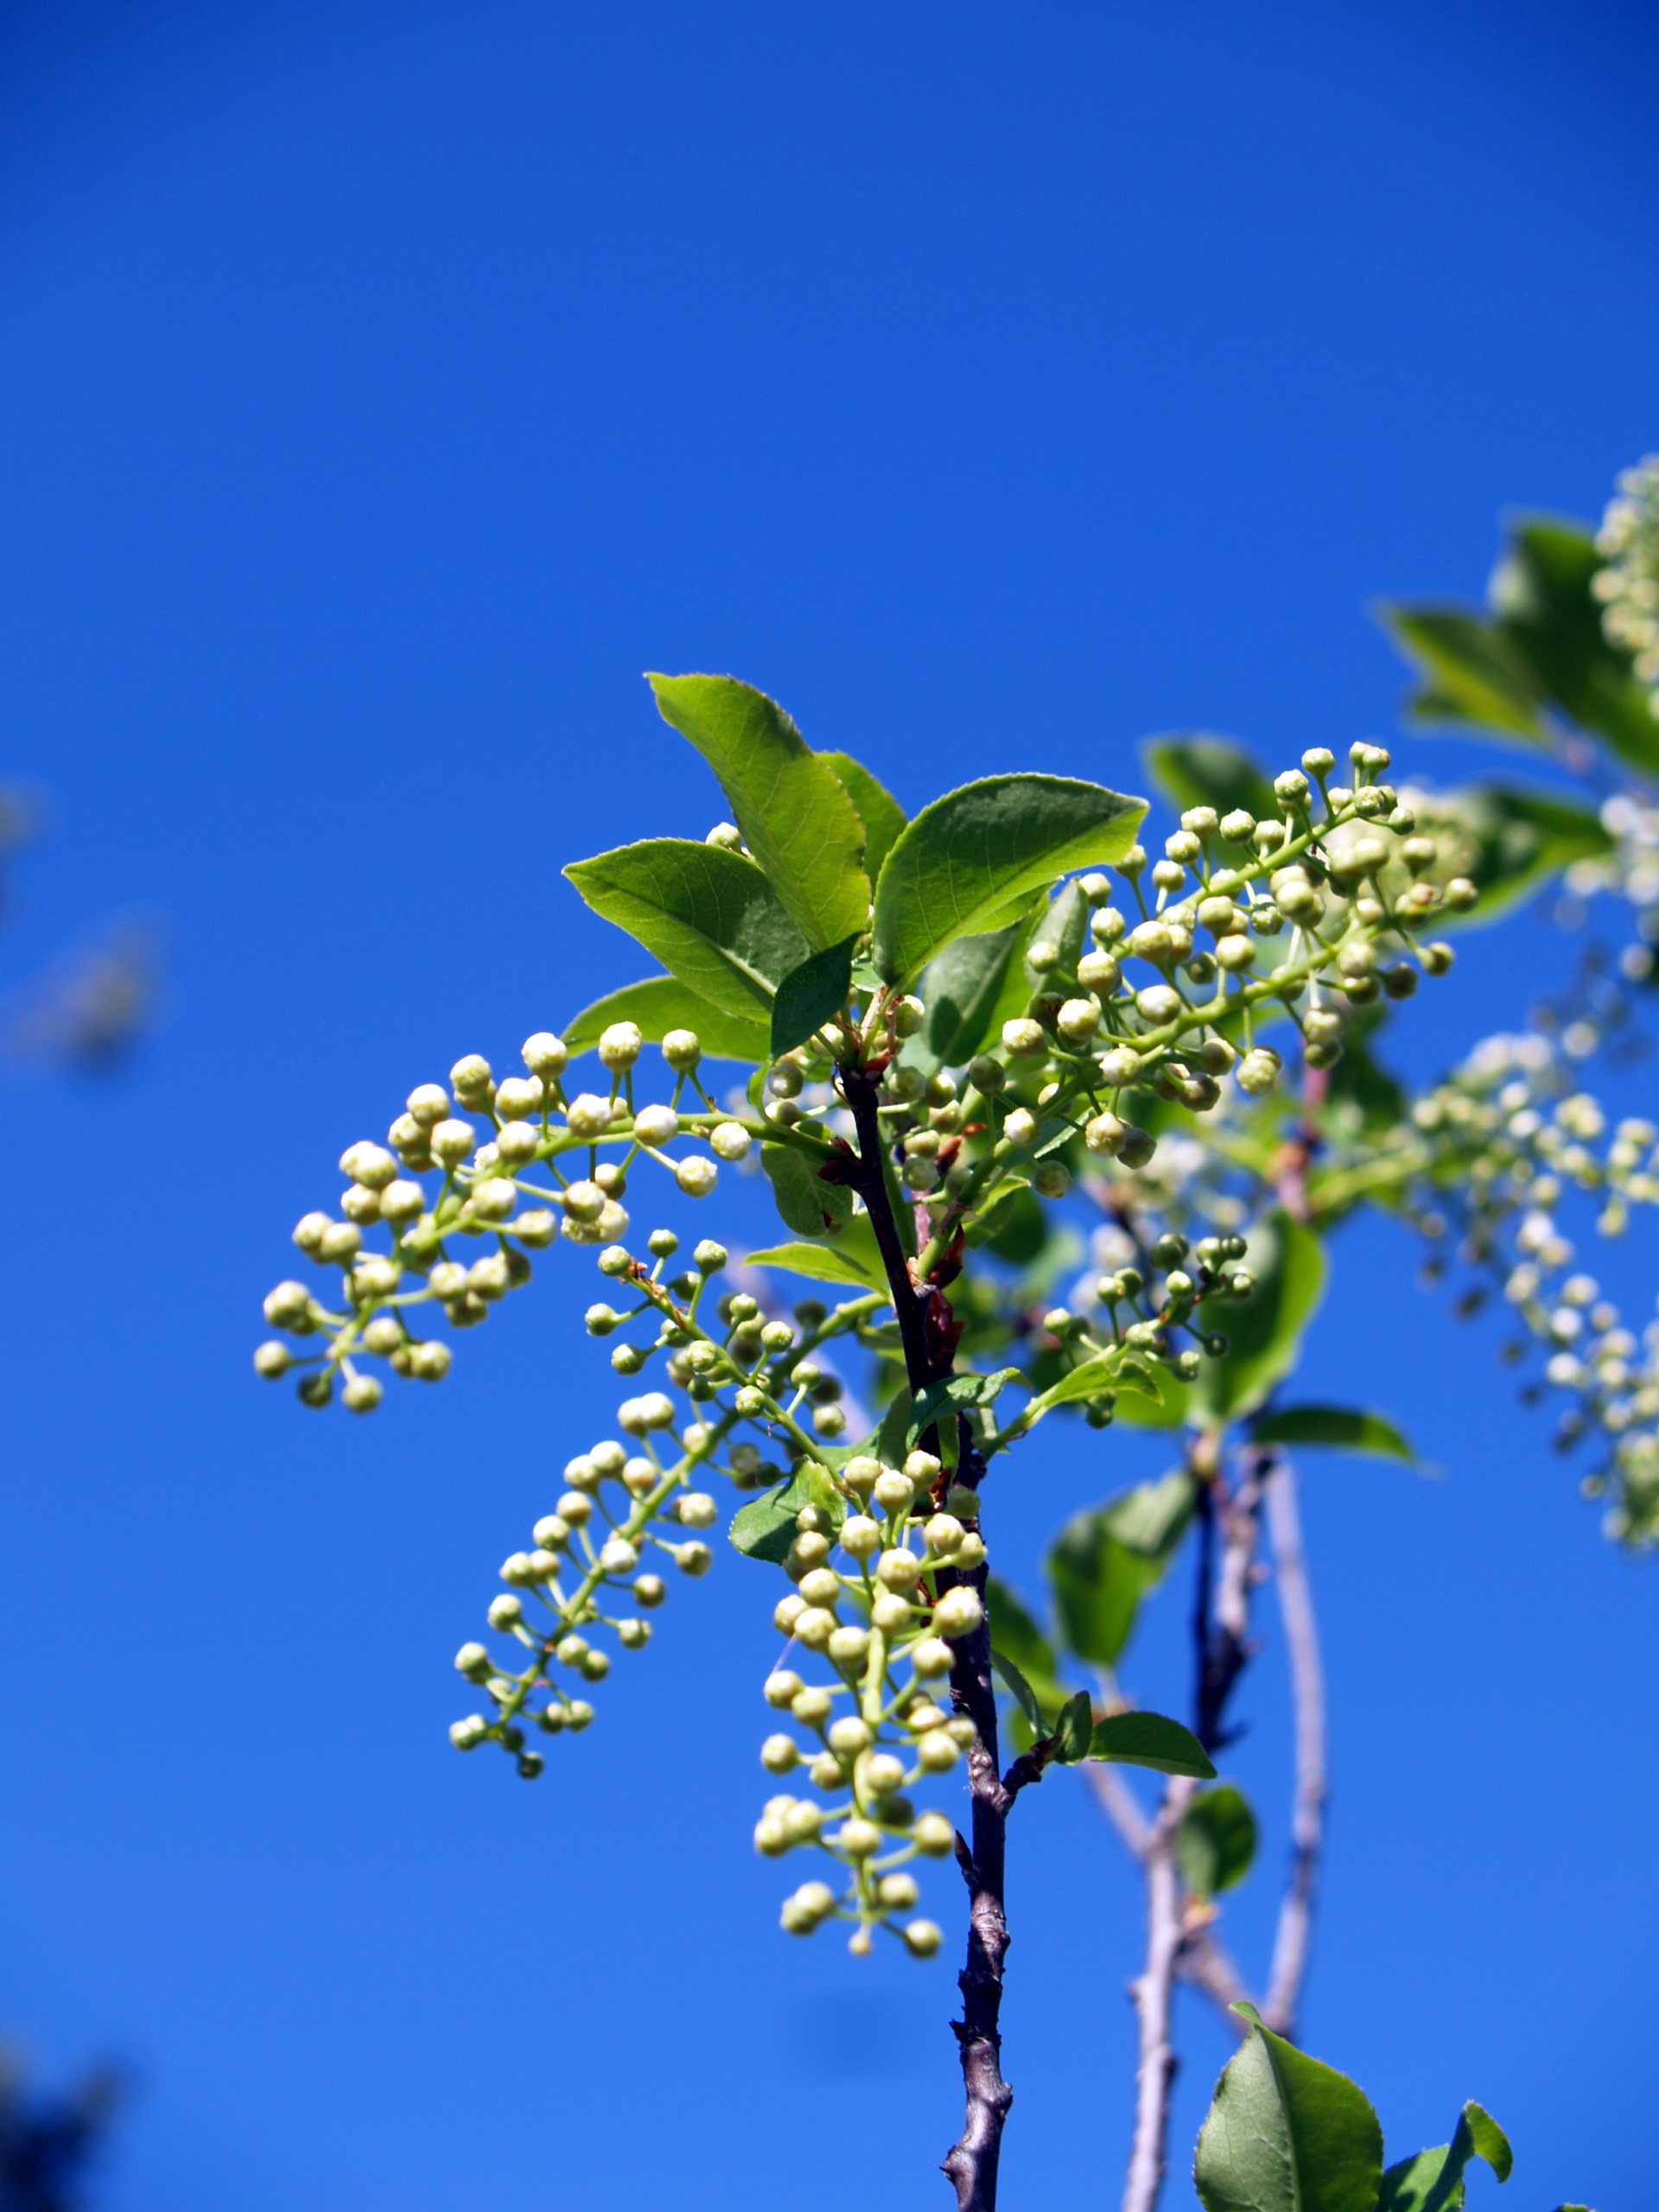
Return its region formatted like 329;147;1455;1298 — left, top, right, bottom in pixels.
449;1716;488;1751
903;1918;944;1958
522;1032;568;1078
913;1811;956;1855
932;1586;983;1639
761;1732;800;1774
1001;1018;1046;1057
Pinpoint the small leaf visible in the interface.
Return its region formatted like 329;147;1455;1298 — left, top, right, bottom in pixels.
647;675;871;947
1144;734;1281;824
821;751;906;885
990;1649;1045;1733
909;1368;1023;1447
728;1463;846;1563
1027;1347;1165;1418
1178;1784;1258;1897
1050;1688;1095;1764
564;838;810;1020
1048;1516;1145;1667
760;1142;854;1238
871;772;1147;985
1087;1711;1216;1778
1380;607;1548;743
911;918;1034;1073
1192;1213;1326;1423
563;975;770;1062
1195;2006;1383;2212
1252;1404;1419;1464
1378;2100;1514;2211
744;1239;884;1289
770;933;860;1057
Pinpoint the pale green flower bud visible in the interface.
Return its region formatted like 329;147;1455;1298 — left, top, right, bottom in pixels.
674;1541;713;1577
876;1548;922;1592
343;1374;383;1413
487;1594;523;1630
450;1715;488;1751
863;1752;906;1796
917;1728;959;1772
659;1028;702;1071
253;1341;291;1378
1057;997;1101;1044
1003;1107;1038;1147
792;1685;834;1725
781;1880;836;1934
840;1514;881;1560
761;1733;800;1774
794;1605;836;1650
263;1281;312;1329
454;1641;492;1681
827;1624;871;1671
450;1054;493;1103
903;1919;944;1958
632;1103;679;1146
378;1178;425;1223
340;1141;397;1191
836;1818;882;1859
912;1637;955;1677
520;1032;569;1078
871;1591;914;1633
1001;1017;1045;1057
564;1091;613;1139
598;1021;644;1071
292;1211;332;1254
766;1669;804;1709
676;1156;718;1197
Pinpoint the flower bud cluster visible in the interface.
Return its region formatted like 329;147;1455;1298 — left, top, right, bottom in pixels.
756;1449;984;1959
1388;1032;1659;1541
446;1263;894;1762
1594;455;1659;711
254;1023;816;1408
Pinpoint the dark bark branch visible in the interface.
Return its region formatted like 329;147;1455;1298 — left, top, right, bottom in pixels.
838;1069;1014;2212
1261;1459;1326;2037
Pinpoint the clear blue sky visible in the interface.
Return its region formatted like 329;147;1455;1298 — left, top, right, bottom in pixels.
1;4;1656;2207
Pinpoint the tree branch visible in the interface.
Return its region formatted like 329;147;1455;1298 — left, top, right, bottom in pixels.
839;1069;1014;2212
1261;1457;1326;2038
1122;1778;1198;2212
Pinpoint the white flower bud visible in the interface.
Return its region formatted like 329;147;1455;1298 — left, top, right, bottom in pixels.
487;1594;524;1630
564;1092;613;1139
522;1032;569;1078
827;1625;871;1671
450;1715;488;1751
794;1605;836;1650
871;1590;914;1633
292;1211;332;1254
342;1374;383;1413
378;1178;425;1223
1057;997;1101;1044
632;1103;680;1146
1001;1017;1046;1057
253;1340;291;1378
836;1818;882;1859
598;1021;644;1071
662;1028;702;1071
903;1919;944;1958
912;1637;956;1677
263;1280;311;1328
774;1592;807;1634
761;1732;800;1774
766;1669;804;1708
494;1076;544;1121
876;1548;923;1592
470;1179;517;1222
840;1514;881;1560
676;1156;718;1197
429;1119;477;1168
864;1752;906;1796
1003;1107;1038;1148
600;1537;639;1574
340;1141;397;1191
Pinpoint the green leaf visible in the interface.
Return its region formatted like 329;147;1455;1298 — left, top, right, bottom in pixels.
1195;2006;1383;2212
1047;1514;1146;1665
1493;520;1659;773
1050;1688;1095;1764
770;934;860;1057
1177;1784;1258;1897
760;1142;855;1238
911;918;1034;1073
1192;1212;1326;1423
647;675;872;948
563;975;770;1062
1101;1468;1201;1557
728;1461;847;1563
909;1368;1023;1447
1087;1711;1216;1777
1380;607;1548;743
1027;1347;1165;1419
985;1576;1058;1686
1252;1404;1419;1464
564;838;810;1020
1031;876;1092;979
870;772;1147;986
744;1238;884;1290
965;1179;1046;1261
1144;734;1281;824
989;1648;1045;1733
821;751;906;885
1378;2101;1513;2211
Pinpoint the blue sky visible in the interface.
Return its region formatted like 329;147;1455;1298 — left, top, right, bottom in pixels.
1;3;1656;2206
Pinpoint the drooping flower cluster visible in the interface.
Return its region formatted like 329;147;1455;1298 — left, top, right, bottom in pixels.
1594;454;1659;714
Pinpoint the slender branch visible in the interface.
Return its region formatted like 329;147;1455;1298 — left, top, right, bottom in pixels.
1085;1762;1251;2026
1261;1459;1326;2037
1122;1779;1198;2212
838;1069;1014;2212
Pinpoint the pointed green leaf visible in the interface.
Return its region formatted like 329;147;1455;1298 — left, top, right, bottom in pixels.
1027;1347;1166;1418
770;933;860;1057
1087;1711;1216;1777
989;1648;1045;1733
1252;1405;1419;1465
1178;1784;1258;1897
909;1368;1022;1446
1380;607;1548;742
1378;2101;1513;2211
563;975;771;1062
910;918;1034;1074
648;675;871;947
821;751;906;885
1145;734;1280;824
1195;2007;1383;2212
564;838;810;1020
1192;1213;1326;1422
871;772;1147;985
728;1462;846;1564
1051;1688;1095;1764
1493;520;1659;773
760;1142;855;1237
1048;1515;1145;1666
744;1239;884;1290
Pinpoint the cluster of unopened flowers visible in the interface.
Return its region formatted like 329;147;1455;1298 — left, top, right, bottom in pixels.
1595;454;1659;714
254;738;1478;1946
